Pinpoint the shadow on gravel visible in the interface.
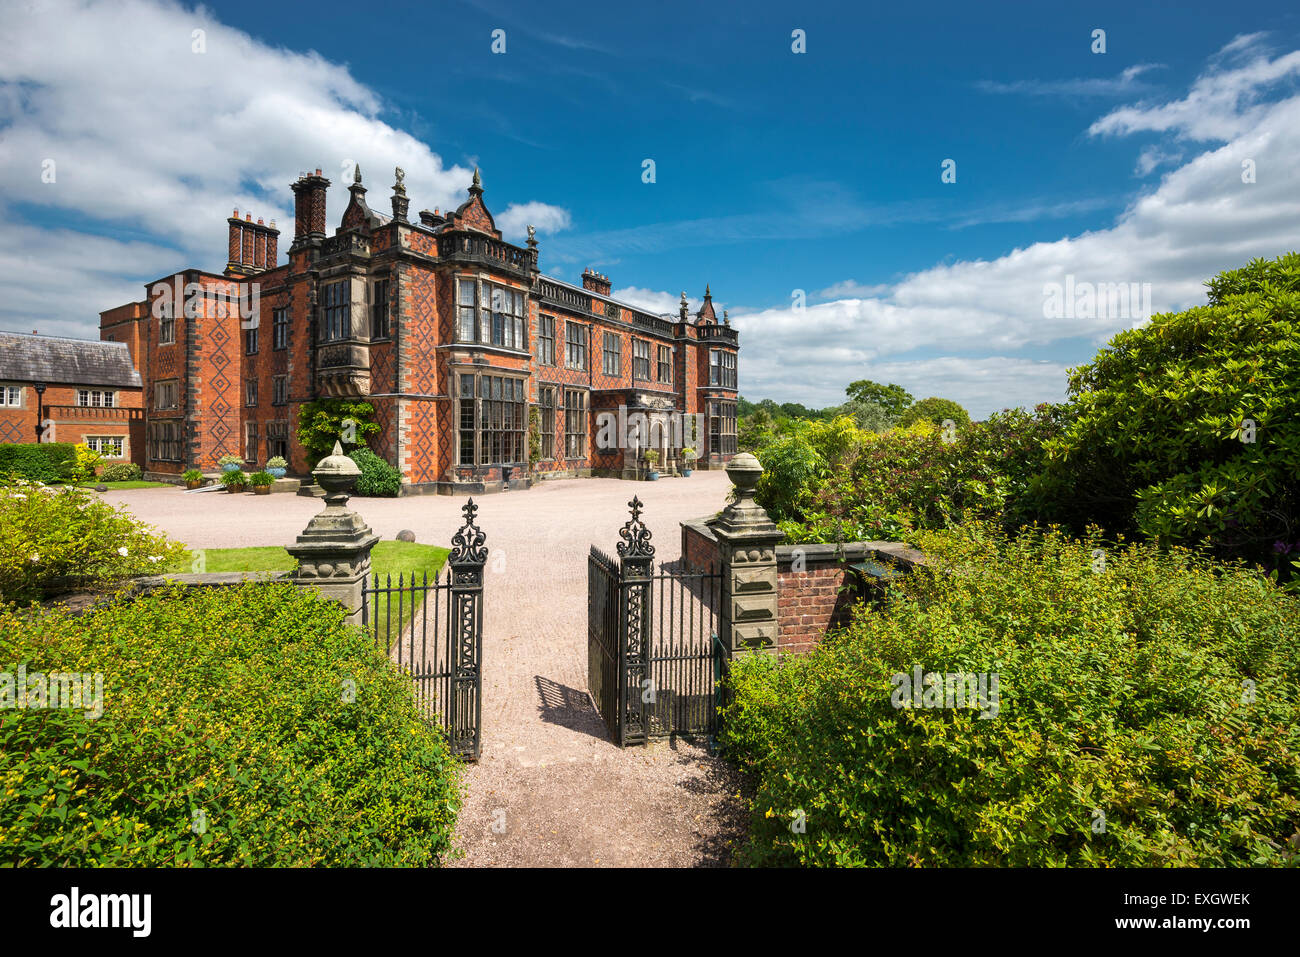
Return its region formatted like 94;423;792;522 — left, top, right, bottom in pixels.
534;675;611;742
666;740;749;868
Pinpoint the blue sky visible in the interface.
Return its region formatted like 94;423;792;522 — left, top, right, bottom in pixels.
3;0;1300;415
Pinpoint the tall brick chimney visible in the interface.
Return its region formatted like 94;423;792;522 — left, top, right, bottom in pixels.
582;268;612;296
290;168;331;251
226;210;282;276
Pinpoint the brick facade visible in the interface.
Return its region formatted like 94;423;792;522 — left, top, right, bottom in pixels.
100;166;740;491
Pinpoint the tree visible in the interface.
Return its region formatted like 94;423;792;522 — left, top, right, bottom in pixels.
295;398;381;467
834;398;894;433
845;379;913;420
898;397;971;431
1040;251;1300;577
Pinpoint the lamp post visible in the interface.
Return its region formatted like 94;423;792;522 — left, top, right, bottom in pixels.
33;382;46;442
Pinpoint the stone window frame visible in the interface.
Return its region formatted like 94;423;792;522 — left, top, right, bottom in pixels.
710;349;737;389
272;306;289;350
244;323;259;355
455;368;528;468
147;419;181;462
155;379;178;411
709;398;738;455
538;385;557;460
244;421;259;463
537;314;556;366
272;374;288;406
320;278;351;342
656;344;673;385
563;387;588;460
370;277;391;340
77;389;117;408
245;377;258;407
267;420;290;460
632;338;651;381
564;320;587;371
0;384;24;407
83;435;125;459
602;331;621;376
456;274;528;351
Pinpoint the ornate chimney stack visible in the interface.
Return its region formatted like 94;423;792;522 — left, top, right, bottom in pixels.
582;268;612;296
290;168;331;251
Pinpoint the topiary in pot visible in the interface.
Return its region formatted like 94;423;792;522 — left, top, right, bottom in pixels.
643;448;660;481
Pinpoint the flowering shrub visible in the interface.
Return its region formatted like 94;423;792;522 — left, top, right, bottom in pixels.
70;443;102;484
0;581;463;865
721;523;1300;866
0;479;186;602
98;462;142;482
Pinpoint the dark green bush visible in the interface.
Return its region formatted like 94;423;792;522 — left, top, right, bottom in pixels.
0;443;76;483
98;462;142;482
0;581;462;866
721;523;1300;866
897;396;971;430
349;448;402;497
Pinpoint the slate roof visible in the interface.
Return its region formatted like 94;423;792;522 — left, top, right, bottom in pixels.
0;332;143;388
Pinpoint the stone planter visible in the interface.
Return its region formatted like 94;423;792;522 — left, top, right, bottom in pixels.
185;480;201;490
267;467;287;479
647;470;660;481
221;463;242;473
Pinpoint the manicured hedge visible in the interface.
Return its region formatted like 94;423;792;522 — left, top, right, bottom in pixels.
0;581;463;866
98;462;142;482
721;523;1300;866
0;443;76;483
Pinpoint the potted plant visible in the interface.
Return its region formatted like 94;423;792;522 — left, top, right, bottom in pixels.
643;448;660;481
220;469;248;493
182;467;204;490
265;456;288;479
249;470;275;495
681;446;697;477
217;453;244;474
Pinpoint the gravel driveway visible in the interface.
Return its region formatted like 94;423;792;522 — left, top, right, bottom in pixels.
105;473;747;867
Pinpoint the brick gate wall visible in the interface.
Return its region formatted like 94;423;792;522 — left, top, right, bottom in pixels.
681;518;926;657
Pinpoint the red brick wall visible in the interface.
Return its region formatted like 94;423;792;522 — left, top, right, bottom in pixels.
777;563;855;657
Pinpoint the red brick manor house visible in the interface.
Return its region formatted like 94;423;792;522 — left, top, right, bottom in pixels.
98;166;739;493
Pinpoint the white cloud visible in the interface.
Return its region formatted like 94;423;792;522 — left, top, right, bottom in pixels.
729;35;1300;417
495;201;572;241
612;287;701;317
976;63;1163;97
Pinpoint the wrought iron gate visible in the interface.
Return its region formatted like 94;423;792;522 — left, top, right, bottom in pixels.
362;499;487;760
587;497;724;746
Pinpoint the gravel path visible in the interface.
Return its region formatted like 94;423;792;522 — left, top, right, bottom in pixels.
104;473;748;867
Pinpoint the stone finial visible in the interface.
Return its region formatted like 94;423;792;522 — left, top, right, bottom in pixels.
526;224;537;247
312;440;361;507
723;309;730;325
471;167;482;192
354;163;362;184
394;166;405;190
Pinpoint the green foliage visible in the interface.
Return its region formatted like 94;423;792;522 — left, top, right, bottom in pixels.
248;471;275;488
70;444;102;484
845;379;914;420
898;396;971;430
219;470;247;489
265;457;288;470
721;523;1300;866
217;454;243;469
296;399;380;466
833;398;896;433
98;463;142;483
0;479;186;602
757;406;1069;544
182;469;203;483
0;444;76;484
527;406;541;467
1041;252;1300;577
348;448;402;497
0;581;462;866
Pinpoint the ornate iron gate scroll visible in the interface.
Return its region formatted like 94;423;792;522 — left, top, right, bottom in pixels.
362;499;486;761
587;497;722;746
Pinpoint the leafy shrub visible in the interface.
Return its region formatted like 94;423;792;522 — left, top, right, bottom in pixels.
248;470;274;487
265;456;287;470
0;479;186;602
0;443;76;484
0;581;463;865
70;443;102;484
98;463;142;483
297;399;380;467
721;523;1300;866
217;454;243;469
1040;252;1300;577
182;468;203;484
898;396;971;430
761;405;1069;544
349;448;402;497
219;470;247;489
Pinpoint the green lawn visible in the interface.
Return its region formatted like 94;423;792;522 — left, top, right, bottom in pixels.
167;541;451;647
